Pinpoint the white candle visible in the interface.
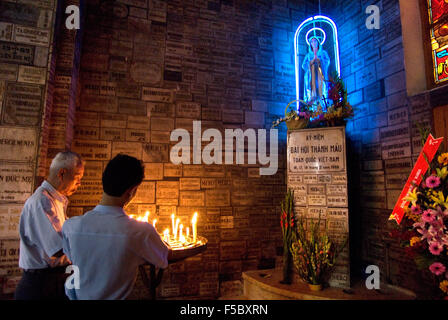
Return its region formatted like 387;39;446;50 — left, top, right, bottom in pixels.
186;227;190;239
171;214;175;236
179;234;186;244
192;212;198;243
163;229;169;242
142;211;150;223
179;224;183;240
174;218;180;240
152;219;157;229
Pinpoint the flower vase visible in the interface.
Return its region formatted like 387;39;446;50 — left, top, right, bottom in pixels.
280;246;293;284
286;118;308;130
308;283;323;291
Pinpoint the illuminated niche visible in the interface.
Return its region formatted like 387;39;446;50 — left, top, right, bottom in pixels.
294;15;341;112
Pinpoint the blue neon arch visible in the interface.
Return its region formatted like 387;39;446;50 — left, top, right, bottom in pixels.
294;15;341;111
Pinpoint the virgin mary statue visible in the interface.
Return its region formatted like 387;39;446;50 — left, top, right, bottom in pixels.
302;36;330;107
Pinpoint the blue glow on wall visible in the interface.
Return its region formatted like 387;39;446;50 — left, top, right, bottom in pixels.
294;15;341;111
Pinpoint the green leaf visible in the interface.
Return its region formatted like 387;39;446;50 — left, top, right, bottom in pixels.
413;255;435;270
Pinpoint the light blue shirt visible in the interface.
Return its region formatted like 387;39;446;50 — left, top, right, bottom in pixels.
62;205;170;300
19;181;69;269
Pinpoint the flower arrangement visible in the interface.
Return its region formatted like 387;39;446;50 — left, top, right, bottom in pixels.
391;146;448;299
272;100;314;130
280;189;297;284
322;74;354;126
290;216;344;288
272;74;354;130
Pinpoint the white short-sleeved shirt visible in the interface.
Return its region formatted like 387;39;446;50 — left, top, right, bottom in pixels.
19;181;69;269
62;205;170;300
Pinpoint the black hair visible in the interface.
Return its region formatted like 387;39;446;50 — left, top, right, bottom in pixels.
102;154;144;197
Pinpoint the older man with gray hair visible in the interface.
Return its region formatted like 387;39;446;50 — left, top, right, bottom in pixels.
15;151;84;300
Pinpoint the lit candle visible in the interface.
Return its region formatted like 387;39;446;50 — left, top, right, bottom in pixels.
142;211;150;223
186;227;190;239
174;218;180;240
179;234;186;244
171;214;175;236
179;224;183;240
163;229;169;242
192;212;198;243
152;219;157;229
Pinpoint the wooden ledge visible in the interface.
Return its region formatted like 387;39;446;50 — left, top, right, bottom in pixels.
242;269;416;300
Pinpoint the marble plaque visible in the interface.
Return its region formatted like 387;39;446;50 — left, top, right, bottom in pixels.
147;102;175;117
180;178;201;190
127;115;150;129
69;180;103;206
144;163;163;180
13;25;50;46
381;139;412;160
0;127;37;161
142;87;173;102
0;63;18;80
0;41;34;65
72;140;111;160
18;65;46;84
206;189;230;206
83;161;103;180
0;204;22;238
130;62;162;84
0;163;34;202
81;95;118;113
180;191;205;207
156;181;179;199
0;22;13;41
176;101;201;119
3;83;42;126
111;141;142;159
132;181;155;203
288;127;346;173
142;143;169;162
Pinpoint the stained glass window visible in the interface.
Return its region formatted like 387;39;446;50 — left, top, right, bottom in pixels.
426;0;448;84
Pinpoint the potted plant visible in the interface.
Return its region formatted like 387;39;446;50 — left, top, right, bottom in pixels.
290;216;345;291
280;189;297;284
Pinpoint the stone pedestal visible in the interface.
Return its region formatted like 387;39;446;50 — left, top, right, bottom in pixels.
287;127;350;288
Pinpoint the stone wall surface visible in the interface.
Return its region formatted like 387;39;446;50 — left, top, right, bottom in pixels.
0;0;442;299
326;0;436;296
0;0;61;296
69;0;318;299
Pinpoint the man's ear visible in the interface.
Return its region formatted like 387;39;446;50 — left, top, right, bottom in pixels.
57;168;67;180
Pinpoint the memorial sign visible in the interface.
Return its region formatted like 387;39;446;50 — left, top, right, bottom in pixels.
0;41;34;65
72;140;111;160
0;163;34;202
0;204;22;239
69;180;103;206
287;127;349;288
17;65;46;84
288;128;345;172
3;83;42;126
0;127;37;161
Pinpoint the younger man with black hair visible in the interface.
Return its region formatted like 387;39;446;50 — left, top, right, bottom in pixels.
62;154;171;300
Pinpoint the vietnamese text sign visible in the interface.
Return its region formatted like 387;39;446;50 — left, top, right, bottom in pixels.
288;127;346;173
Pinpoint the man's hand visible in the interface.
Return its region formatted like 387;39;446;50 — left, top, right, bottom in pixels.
49;249;71;267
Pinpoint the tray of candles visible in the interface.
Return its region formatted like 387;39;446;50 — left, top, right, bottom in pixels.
167;235;208;263
129;211;207;263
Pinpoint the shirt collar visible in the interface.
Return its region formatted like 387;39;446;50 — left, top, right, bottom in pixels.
93;205;126;217
41;180;68;205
